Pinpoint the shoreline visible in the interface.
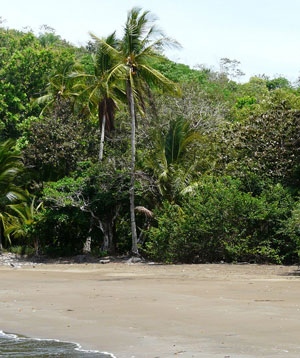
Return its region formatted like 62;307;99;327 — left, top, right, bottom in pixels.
0;330;116;357
1;262;300;357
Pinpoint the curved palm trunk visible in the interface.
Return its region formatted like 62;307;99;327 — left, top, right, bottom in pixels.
99;113;106;161
127;81;138;255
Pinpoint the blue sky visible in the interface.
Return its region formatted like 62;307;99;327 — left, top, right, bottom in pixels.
1;0;300;82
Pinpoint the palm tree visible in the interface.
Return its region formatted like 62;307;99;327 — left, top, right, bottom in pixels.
101;7;181;254
4;196;44;255
146;117;202;202
70;32;123;161
0;140;24;251
34;62;77;119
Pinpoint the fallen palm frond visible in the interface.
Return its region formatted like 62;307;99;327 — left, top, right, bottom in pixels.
135;205;153;218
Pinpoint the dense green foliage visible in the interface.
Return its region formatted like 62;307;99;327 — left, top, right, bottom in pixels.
0;11;299;263
145;177;297;264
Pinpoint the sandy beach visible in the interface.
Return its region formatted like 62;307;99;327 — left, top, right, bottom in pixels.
1;261;300;358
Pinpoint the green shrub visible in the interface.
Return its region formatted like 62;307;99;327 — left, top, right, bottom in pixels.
144;177;296;264
279;201;300;262
9;245;36;256
35;208;90;256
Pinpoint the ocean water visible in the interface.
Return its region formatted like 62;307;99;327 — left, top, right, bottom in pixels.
0;331;115;358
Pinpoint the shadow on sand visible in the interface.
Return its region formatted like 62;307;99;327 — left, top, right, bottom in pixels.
279;267;300;277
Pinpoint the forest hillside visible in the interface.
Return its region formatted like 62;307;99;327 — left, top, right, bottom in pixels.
0;9;300;264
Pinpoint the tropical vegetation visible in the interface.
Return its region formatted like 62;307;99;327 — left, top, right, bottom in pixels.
0;8;299;264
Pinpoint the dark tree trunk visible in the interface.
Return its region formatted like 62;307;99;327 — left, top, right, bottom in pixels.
87;206;119;255
101;219;114;253
34;238;40;256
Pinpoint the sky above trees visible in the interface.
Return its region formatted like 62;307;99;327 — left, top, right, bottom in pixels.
1;0;300;82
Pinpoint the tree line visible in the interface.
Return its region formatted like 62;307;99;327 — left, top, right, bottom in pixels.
0;8;299;263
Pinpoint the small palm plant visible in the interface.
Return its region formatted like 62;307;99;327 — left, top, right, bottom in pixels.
146;117;202;202
0;140;25;250
4;196;44;255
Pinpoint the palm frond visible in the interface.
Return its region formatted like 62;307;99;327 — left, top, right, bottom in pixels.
68;72;94;79
139;64;181;96
106;63;127;84
135;206;153;218
34;93;53;105
90;33;121;61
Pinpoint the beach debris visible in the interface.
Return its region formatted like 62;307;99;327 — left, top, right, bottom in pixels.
126;256;143;264
99;259;111;264
0;252;41;267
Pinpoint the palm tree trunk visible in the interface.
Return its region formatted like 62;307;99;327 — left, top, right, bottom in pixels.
127;81;138;255
99;113;106;161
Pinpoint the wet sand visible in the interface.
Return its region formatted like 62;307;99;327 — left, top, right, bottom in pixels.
1;262;300;358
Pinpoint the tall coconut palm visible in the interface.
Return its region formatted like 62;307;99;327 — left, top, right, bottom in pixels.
70;32;123;161
101;7;181;254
